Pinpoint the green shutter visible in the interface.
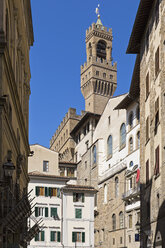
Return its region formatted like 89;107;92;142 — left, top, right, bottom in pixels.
49;187;52;197
72;232;76;242
82;232;85;243
50;231;54;241
73;193;76;202
57;231;61;242
35;233;39;241
45;187;48;197
41;231;44;241
35;207;38;217
35;186;39;196
75;209;82;218
57;188;60;198
45;207;48;217
82;193;85;202
51;207;57;217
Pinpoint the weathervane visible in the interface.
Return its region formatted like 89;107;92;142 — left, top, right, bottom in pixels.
95;4;100;19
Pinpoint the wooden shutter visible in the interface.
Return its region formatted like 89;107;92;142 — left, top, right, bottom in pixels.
82;232;85;243
146;160;149;184
35;186;39;196
82;193;85;202
35;207;38;217
73;193;76;202
50;231;54;241
57;232;61;242
41;231;44;241
35;233;39;241
45;207;48;217
72;232;76;242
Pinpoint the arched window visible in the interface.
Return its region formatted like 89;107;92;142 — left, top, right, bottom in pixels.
89;42;92;57
136;106;140;123
129;137;133;153
137;131;140;149
93;145;97;164
119;212;124;228
115;177;119;197
129;112;133;129
107;135;112;157
120;123;126;148
97;40;106;60
112;214;116;230
104;184;107;204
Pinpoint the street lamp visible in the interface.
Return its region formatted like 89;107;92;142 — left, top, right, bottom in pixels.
3;151;15;177
135;221;140;233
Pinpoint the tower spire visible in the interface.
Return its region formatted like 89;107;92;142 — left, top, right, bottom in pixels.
95;4;103;26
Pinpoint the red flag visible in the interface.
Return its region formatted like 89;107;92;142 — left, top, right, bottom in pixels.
136;169;140;183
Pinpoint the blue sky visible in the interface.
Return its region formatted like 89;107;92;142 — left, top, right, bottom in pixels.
29;0;139;148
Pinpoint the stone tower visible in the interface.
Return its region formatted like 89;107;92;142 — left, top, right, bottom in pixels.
81;15;117;115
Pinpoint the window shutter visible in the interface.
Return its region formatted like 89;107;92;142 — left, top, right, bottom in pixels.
45;187;48;197
49;187;52;197
45;207;48;217
57;188;61;198
73;193;76;202
35;186;39;196
35;233;39;241
75;209;82;218
41;231;44;241
82;232;85;243
50;231;54;241
35;207;38;217
72;232;76;242
51;207;57;217
82;193;85;202
57;231;61;242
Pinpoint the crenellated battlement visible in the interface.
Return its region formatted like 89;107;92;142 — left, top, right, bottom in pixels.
50;108;81;147
81;57;117;74
86;23;112;36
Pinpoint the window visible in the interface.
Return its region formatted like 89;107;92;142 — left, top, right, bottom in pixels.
35;187;60;197
96;71;99;76
67;168;74;177
73;193;84;203
146;160;149;184
154;145;160;176
128;215;132;228
107;135;112;157
104;184;107;204
97;40;106;60
128;112;133;129
94;193;97;207
51;207;58;218
75;209;82;219
35;207;48;217
112;214;116;230
110;74;113;79
147;200;150;219
108;116;111;125
120;123;126;148
35;231;45;241
155;46;159;78
113;238;115;245
103;73;106;78
72;232;85;243
137;131;140;149
129;137;133;153
119;212;124;228
35;186;44;196
120;237;123;244
146;72;149;99
129;235;131;243
93;145;97;164
155;0;159;28
146;117;149;142
50;231;61;242
155;97;159;134
129;178;133;189
49;187;61;197
43;161;49;172
115;177;119;197
136;106;140;123
60;168;65;176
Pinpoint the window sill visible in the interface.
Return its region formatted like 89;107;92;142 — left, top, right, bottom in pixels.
106;154;112;161
119;144;126;152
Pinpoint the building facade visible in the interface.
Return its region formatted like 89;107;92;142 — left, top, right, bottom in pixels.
0;0;34;247
127;0;165;246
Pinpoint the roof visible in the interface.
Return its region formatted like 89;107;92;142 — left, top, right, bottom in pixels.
28;171;70;181
62;184;97;193
70;112;101;137
127;0;155;54
114;55;140;110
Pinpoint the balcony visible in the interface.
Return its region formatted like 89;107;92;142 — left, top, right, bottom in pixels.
122;184;140;201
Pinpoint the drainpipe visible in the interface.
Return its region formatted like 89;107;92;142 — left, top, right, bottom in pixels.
61;191;64;248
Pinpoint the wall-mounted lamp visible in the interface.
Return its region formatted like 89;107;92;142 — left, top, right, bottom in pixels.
3;150;15;177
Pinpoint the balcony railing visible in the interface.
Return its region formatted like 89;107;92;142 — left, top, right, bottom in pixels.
122;184;140;200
